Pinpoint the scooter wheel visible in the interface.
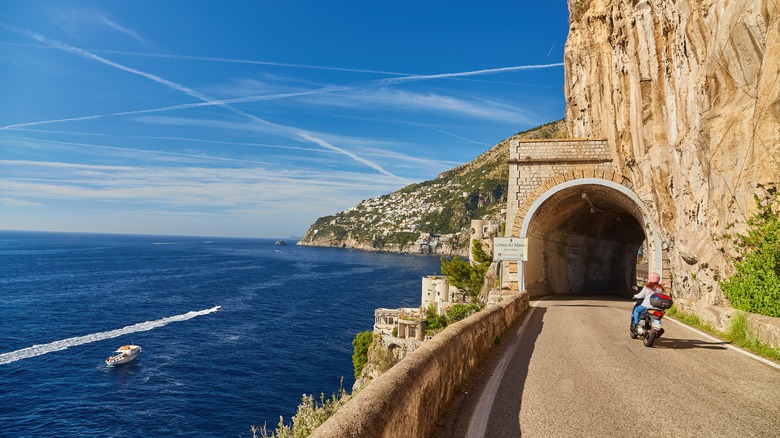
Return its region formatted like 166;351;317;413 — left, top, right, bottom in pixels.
643;331;657;347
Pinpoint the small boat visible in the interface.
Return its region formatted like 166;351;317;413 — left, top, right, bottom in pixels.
275;240;286;245
105;344;141;367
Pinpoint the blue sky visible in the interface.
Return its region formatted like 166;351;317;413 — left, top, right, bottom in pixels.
0;1;570;238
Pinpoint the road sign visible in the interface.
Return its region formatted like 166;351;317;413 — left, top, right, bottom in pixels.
493;237;528;261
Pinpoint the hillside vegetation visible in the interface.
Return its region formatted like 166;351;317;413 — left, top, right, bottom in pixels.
297;120;567;255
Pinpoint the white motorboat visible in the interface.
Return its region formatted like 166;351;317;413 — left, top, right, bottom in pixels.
105;344;141;367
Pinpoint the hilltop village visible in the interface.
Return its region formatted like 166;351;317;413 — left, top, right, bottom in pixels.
300;180;473;257
296;130;529;258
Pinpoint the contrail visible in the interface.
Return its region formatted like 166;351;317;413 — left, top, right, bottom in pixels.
298;132;399;178
0;22;397;176
89;49;409;76
0;21;265;127
0;306;221;365
375;63;564;86
0;63;562;132
2;42;564;83
546;39;558;58
6;135;275;165
0;87;352;131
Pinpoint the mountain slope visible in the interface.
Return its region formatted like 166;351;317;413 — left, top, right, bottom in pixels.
297;120;567;255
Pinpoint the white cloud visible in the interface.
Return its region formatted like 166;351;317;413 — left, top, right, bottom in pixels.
299;87;533;124
0;159;407;208
54;9;147;44
0;197;42;207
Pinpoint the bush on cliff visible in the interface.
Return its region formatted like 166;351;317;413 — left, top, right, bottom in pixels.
252;385;351;438
425;304;447;333
720;194;780;317
446;303;484;323
351;331;374;379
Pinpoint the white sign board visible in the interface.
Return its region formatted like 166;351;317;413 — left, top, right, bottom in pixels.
493;237;528;261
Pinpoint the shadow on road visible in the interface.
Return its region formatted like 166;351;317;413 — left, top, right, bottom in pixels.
549;304;612;308
653;337;729;350
486;305;547;438
432;305;547;438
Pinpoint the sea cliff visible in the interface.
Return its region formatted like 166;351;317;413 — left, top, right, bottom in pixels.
565;0;780;305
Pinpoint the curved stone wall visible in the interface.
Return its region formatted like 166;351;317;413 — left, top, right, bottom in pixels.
311;293;530;438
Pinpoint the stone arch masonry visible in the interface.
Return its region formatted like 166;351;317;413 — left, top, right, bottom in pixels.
507;138;618;235
505;138;670;292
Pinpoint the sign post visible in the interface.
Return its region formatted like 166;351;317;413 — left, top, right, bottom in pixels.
493;237;528;291
493;237;528;261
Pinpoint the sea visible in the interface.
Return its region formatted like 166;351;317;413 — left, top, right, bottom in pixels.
0;231;442;437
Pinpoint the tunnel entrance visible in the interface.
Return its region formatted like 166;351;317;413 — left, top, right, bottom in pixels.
517;179;660;296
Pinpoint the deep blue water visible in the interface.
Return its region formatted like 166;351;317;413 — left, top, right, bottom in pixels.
0;231;442;437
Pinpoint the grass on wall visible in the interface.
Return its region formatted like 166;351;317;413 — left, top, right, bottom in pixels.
667;306;780;363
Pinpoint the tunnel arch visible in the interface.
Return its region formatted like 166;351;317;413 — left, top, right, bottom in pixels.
515;178;663;295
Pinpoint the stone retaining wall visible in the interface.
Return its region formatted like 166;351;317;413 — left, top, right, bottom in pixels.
311;292;530;438
674;298;780;349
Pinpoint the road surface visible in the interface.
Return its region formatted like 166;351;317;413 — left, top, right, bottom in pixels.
433;295;780;438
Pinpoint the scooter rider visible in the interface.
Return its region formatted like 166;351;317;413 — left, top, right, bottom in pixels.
631;272;665;331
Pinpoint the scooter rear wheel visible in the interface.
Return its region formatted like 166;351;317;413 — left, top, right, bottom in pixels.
643;331;657;347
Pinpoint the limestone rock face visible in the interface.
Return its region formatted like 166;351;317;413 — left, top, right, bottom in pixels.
564;0;780;304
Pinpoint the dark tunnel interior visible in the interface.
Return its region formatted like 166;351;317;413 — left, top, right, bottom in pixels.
522;184;647;296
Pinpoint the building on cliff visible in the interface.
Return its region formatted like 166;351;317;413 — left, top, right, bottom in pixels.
373;275;459;341
372;218;505;346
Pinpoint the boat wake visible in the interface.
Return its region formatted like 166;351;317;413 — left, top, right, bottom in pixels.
0;306;221;366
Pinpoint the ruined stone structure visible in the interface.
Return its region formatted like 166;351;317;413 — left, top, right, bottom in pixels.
373;307;424;341
421;275;456;315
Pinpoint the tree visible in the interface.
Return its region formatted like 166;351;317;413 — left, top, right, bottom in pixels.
446;303;483;323
351;331;374;379
441;239;492;303
425;304;447;332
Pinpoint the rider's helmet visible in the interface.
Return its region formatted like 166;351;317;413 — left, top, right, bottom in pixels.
648;272;660;283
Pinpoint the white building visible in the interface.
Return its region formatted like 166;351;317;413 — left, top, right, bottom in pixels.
421;275;458;315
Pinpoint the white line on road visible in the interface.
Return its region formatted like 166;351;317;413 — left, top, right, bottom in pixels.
465;299;544;438
666;316;780;370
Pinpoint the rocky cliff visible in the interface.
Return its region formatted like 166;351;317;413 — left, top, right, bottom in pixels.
564;0;780;304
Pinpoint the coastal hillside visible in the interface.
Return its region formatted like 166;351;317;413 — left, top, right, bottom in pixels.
297;120;567;255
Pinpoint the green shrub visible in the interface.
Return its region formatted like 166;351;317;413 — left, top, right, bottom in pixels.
252;385;351;438
373;343;396;374
719;195;780;317
351;331;374;379
425;304;447;332
446;303;484;323
727;311;748;344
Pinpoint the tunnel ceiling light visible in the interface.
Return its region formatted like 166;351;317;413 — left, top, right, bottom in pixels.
581;192;603;213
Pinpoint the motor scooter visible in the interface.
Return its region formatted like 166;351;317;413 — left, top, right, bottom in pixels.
630;286;673;347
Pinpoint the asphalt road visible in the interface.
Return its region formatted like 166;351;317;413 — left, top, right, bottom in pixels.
433;295;780;438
